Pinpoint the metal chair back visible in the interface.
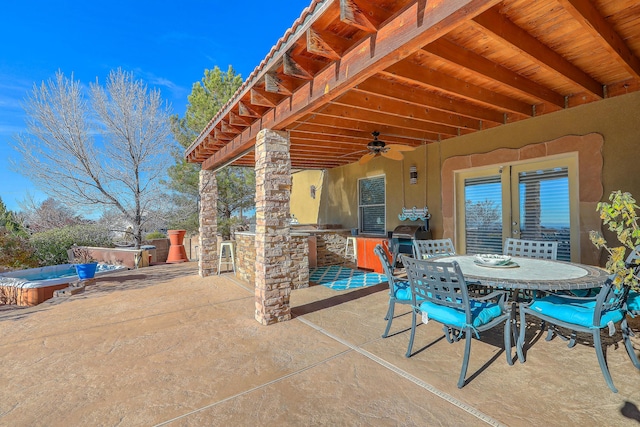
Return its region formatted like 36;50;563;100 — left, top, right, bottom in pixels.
412;238;456;259
503;238;557;260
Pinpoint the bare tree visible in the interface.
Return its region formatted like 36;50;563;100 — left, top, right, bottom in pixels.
14;69;174;247
18;196;83;233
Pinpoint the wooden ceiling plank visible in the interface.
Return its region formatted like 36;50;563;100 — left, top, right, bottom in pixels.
238;101;262;118
423;38;565;107
307;28;342;61
557;0;640;79
265;73;294;95
356;75;506;124
472;6;604;98
384;60;532;117
283;53;314;80
334;90;483;130
340;0;377;33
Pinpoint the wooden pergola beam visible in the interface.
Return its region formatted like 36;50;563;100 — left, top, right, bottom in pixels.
265;73;294;95
340;0;377;32
283;53;314;80
557;0;640;79
423;38;565;108
355;75;507;124
306;28;346;60
472;6;604;98
383;60;533;117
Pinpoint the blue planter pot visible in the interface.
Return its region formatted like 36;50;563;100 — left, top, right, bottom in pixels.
75;263;98;279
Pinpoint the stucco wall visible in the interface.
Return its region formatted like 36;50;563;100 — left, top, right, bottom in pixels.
290;170;325;224
310;91;640;265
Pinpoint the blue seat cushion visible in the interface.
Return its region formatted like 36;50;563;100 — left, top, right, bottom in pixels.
628;290;640;312
392;280;412;301
528;296;624;328
418;299;503;329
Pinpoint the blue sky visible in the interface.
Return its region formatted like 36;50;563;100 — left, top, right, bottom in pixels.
0;0;311;211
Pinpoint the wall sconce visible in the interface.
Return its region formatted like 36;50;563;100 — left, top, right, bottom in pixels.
409;165;418;185
310;185;316;199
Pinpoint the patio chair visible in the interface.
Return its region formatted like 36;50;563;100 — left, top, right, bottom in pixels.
517;274;640;393
412;238;455;260
401;255;514;389
503;238;558;260
374;244;414;338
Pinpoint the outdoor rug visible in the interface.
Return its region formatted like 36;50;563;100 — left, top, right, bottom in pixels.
309;265;387;290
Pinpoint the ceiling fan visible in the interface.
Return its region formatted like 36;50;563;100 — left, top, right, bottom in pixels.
358;131;415;165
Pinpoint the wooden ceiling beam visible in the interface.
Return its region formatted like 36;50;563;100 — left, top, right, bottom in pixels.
220;121;242;135
423;38;565;108
214;128;233;141
339;0;377;32
291;124;423;146
334;90;485;130
250;87;284;107
229;111;250;127
356;75;507;124
314;102;470;137
306;28;348;60
297;113;440;141
384;60;532;117
283;53;314;80
557;0;640;79
265;73;294;95
472;6;604;98
238;101;262;118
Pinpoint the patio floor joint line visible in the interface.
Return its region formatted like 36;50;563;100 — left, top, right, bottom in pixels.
297;316;507;427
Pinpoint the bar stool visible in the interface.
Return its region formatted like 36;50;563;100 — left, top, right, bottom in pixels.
218;241;236;274
345;236;357;262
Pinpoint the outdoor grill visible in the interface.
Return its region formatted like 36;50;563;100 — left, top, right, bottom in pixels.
390;224;431;266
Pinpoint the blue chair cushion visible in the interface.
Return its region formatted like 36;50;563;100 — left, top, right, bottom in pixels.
628;290;640;312
392;280;412;301
528;296;624;328
418;299;503;329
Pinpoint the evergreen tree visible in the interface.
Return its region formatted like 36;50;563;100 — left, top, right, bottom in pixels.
167;66;255;238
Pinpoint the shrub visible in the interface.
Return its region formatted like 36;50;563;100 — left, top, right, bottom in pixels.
589;190;640;290
30;224;113;266
145;231;166;240
0;229;38;270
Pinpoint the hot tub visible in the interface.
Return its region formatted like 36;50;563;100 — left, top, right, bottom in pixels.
0;263;126;306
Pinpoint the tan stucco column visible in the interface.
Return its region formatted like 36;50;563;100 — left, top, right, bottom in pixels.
254;129;292;325
198;169;218;277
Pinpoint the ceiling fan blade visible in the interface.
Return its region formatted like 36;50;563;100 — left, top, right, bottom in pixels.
359;152;377;165
381;150;404;161
386;144;415;152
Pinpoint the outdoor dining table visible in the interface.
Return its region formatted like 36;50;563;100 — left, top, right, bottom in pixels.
429;255;608;293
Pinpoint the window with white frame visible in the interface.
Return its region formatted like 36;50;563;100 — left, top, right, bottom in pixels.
358;175;385;235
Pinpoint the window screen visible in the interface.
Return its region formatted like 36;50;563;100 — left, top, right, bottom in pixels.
359;176;385;235
464;175;503;254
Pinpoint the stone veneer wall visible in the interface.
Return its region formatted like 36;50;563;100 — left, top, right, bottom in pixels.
254;129;292;325
199;169;218;277
235;233;255;285
290;234;309;289
315;231;353;267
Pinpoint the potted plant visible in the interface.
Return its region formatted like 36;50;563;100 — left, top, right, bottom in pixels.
72;246;99;280
589;190;640;291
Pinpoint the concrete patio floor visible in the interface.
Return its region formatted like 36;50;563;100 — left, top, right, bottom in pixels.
0;262;639;426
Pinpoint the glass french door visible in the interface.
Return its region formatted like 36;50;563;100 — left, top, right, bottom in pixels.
456;156;578;262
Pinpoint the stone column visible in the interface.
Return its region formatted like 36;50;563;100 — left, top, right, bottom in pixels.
199;169;218;277
254;129;292;325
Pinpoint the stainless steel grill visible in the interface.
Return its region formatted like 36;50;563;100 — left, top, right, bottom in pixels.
390;224;432;266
